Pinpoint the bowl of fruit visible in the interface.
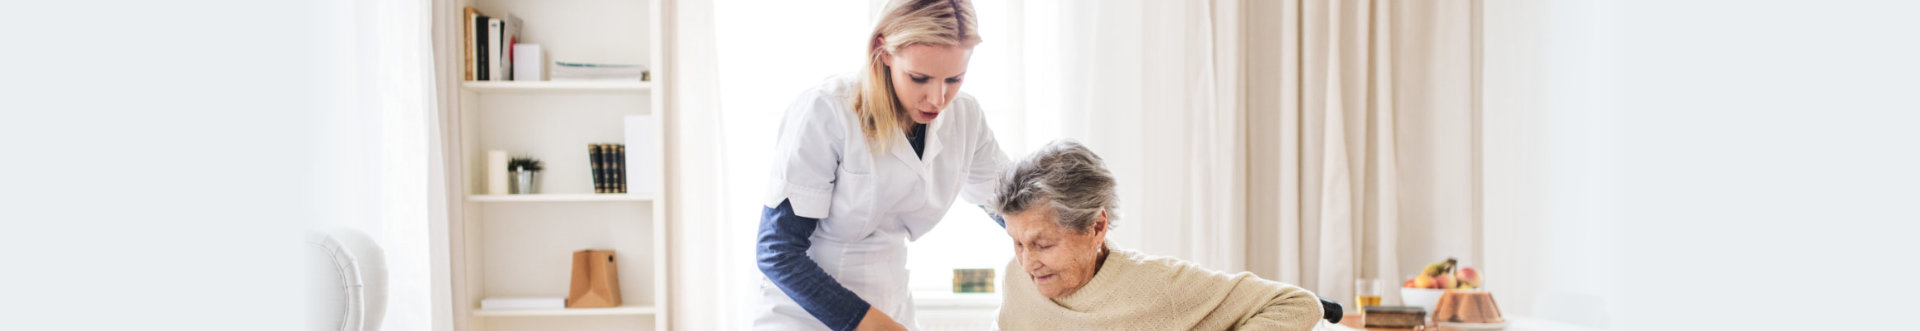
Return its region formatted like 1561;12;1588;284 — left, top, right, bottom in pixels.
1401;258;1482;312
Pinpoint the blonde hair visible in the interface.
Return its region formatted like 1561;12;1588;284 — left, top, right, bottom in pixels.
853;0;982;153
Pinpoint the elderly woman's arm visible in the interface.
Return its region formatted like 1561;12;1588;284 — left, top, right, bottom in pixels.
1233;281;1324;330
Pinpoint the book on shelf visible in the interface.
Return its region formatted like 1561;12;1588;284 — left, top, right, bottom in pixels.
602;144;615;193
463;7;482;81
551;62;649;82
589;144;605;194
496;14;521;81
587;143;628;194
466;10;521;81
487;17;504;81
480;297;565;310
473;13;490;80
611;144;626;193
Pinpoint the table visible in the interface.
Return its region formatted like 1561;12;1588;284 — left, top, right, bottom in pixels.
1337;314;1603;331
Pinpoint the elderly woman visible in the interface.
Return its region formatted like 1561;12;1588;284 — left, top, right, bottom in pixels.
992;140;1323;330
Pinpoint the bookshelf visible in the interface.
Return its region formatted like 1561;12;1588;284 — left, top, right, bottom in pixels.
444;0;673;330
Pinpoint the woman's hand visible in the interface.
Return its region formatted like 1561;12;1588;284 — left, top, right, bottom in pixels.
854;306;908;331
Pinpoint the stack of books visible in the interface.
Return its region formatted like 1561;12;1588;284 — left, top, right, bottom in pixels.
464;7;521;81
589;143;627;193
552;62;649;81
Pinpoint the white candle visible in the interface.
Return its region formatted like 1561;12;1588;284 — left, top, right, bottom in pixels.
487;150;509;195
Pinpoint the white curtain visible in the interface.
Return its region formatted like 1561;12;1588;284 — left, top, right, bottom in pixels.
664;0;870;329
992;0;1248;272
1242;0;1477;309
318;0;442;329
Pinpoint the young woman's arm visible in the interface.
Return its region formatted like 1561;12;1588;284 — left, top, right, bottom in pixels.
757;90;903;331
758;200;884;331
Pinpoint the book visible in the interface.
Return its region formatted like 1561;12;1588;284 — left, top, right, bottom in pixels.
604;144;616;193
498;14;522;81
463;7;484;81
1362;306;1428;329
589;144;605;194
487;17;504;81
952;268;995;293
551;62;648;81
480;297;565;310
611;144;625;193
474;14;490;80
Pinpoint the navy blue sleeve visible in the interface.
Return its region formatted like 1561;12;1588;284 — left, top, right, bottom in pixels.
758;199;870;331
981;205;1004;228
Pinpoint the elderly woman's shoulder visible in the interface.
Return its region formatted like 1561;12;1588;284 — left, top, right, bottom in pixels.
1108;248;1241;281
1115;248;1308;291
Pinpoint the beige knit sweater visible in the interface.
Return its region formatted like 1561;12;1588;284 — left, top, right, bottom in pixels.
998;247;1323;330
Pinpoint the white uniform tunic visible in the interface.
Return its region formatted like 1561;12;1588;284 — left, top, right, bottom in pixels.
755;73;1009;330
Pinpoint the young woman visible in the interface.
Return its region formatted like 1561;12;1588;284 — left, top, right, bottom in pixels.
754;1;1007;330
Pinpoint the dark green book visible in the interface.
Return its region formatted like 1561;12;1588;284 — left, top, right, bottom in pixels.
589;144;605;194
611;144;626;193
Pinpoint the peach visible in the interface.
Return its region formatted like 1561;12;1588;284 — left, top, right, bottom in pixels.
1413;275;1434;289
1458;267;1481;287
1435;274;1458;289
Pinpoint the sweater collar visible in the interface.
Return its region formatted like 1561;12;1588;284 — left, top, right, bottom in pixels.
1050;242;1125;309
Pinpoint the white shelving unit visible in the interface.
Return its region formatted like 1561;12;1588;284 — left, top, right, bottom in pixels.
461;81;653;94
469;305;659;317
444;0;674;330
467;193;655;203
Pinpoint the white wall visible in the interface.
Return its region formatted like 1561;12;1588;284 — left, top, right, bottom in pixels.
1480;0;1625;322
1483;0;1920;329
0;1;354;330
1608;1;1920;329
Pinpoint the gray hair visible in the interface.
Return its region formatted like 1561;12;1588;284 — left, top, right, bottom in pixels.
991;140;1119;233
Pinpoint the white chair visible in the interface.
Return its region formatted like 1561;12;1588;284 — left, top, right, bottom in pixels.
1530;291;1608;327
308;228;387;331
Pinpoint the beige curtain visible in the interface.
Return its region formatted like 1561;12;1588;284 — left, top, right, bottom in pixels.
1243;0;1478;308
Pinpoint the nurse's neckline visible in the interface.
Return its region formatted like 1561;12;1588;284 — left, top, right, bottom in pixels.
904;123;926;139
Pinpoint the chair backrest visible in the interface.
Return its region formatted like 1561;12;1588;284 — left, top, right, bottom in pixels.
308;228;387;331
1319;297;1345;323
1530;291;1608;327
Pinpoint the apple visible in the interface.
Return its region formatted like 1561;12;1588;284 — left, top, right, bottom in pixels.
1404;279;1417;288
1457;267;1481;287
1435;274;1458;289
1412;275;1434;289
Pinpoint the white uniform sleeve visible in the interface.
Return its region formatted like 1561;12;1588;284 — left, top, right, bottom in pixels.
959;98;1010;207
762;90;844;219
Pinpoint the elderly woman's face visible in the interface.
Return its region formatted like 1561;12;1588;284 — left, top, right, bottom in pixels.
1005;205;1108;298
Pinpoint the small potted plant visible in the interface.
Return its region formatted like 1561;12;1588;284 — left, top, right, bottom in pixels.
508;156;543;194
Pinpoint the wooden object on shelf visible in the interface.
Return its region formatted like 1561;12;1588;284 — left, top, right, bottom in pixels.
566;250;622;308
